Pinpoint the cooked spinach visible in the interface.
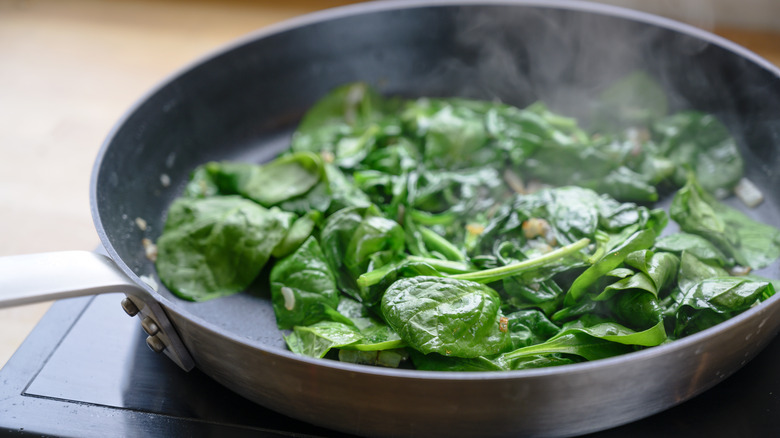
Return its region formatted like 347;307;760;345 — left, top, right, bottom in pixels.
672;277;773;337
381;276;512;357
670;175;780;269
187;152;325;207
270;236;339;329
156;196;294;301
155;78;779;371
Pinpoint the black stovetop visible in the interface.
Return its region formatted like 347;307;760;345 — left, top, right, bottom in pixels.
1;293;779;437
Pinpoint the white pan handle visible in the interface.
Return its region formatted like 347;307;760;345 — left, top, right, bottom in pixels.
0;251;142;307
0;251;195;371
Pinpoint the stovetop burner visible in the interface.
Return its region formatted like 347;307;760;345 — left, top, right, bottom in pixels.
1;293;779;437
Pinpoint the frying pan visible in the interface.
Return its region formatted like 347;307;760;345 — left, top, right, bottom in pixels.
2;1;780;436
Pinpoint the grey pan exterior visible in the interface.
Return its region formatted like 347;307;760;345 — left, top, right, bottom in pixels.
89;1;780;436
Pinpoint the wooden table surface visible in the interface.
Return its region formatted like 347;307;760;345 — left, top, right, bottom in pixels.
1;0;778;368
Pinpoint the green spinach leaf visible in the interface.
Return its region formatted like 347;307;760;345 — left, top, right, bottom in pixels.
156;196;293;301
654;111;743;194
673;277;775;337
655;232;732;267
285;321;364;358
270;236;339;329
670;175;780;269
381;276;512;358
566;229;656;304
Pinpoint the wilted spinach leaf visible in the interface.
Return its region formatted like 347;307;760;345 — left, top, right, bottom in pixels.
654;111;743;195
670;175;780;269
271;210;321;259
502;318;666;362
675;251;730;297
672;277;775;337
285;321;364;358
382;276;512;357
194;152;325;207
655;232;732;267
291;82;389;155
156;196;293;301
270;236;339;329
320;205;405;299
566;229;656;304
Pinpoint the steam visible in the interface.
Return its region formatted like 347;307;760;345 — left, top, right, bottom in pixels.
451;3;776;203
414;4;723;124
404;2;779;197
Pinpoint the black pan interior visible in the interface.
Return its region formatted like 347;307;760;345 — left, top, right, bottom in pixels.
92;2;780;349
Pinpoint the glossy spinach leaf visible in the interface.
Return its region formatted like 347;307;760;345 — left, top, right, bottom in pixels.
381;276;512;358
356;259;443;307
566;229;656;304
401;98;498;170
320;205;405;299
183;165;219;198
511;186;662;249
655;232;732;267
675;251;730;297
290;82;388;154
595;269;657;301
335;296;404;347
484;104;548;164
670;175;780;269
502;278;565;317
504;309;561;349
514;187;602;245
610;289;664;330
270;237;339;329
198;152;325;207
516;126;657;202
275;179;332;216
502;317;666;362
319;206;369;297
624;250;679;294
156;196;293;301
653;111;743;195
583;166;658;203
284;295;406;362
344;214;405;280
322;163;373;213
672;277;775;337
284;321;364;358
271;210;321;259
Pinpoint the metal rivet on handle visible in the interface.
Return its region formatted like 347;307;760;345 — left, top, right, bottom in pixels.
141;316;160;336
146;335;166;353
120;297;140;316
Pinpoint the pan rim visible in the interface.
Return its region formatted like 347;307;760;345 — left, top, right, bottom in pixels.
90;0;780;381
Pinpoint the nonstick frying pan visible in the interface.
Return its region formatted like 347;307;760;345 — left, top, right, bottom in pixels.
2;1;780;436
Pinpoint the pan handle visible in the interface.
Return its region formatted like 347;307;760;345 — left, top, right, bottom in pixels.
0;251;140;307
0;251;195;371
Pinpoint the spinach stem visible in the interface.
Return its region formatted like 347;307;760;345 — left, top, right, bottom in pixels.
356;262;397;288
356;256;475;288
419;226;467;262
406;256;475;274
449;238;590;283
409;209;457;226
